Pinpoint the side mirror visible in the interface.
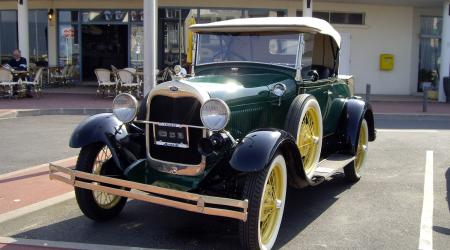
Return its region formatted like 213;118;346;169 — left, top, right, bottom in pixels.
306;70;319;82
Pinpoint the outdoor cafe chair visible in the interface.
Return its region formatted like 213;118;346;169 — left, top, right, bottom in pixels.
95;68;117;98
117;69;142;97
22;67;44;98
111;65;120;84
0;67;16;98
124;67;137;74
50;64;70;86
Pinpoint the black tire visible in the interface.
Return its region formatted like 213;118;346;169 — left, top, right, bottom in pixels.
75;143;127;222
285;94;323;181
344;119;369;183
239;154;287;250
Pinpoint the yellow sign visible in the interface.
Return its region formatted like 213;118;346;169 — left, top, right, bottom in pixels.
380;54;394;71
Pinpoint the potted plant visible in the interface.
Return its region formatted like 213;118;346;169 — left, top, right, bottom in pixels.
428;70;439;100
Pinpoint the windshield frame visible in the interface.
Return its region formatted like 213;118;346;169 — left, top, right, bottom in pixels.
194;32;303;70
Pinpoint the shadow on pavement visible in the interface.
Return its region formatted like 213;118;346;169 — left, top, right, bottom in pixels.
275;174;351;248
13;175;351;249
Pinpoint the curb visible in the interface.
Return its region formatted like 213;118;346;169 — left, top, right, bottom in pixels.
1;108;449;120
375;113;450;120
0;108;112;118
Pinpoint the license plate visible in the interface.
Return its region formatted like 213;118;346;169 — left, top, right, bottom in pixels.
153;124;189;148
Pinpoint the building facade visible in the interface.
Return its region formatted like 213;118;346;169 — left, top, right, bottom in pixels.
0;0;447;97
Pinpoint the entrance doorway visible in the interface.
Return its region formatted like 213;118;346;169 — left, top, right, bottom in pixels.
81;25;128;81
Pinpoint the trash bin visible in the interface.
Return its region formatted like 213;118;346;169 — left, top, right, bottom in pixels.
444;77;450;103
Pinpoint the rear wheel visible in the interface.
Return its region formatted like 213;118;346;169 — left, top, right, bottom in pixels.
240;154;287;250
75;143;127;221
285;94;323;180
344;119;369;182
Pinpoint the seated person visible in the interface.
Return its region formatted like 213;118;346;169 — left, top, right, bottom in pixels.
8;49;32;97
8;49;27;71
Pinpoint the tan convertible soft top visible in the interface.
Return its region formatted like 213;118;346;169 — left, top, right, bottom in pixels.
190;17;341;48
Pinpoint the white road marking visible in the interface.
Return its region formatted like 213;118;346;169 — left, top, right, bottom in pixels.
377;129;438;133
418;150;433;250
0;236;156;250
0;191;75;224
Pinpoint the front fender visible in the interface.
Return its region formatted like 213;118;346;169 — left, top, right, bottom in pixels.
70;113;128;169
229;129;297;172
341;99;376;154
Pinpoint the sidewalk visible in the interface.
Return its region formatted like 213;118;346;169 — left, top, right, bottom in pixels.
0;89;449;118
0;157;76;217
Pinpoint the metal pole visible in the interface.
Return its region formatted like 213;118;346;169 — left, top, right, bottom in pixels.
365;84;371;103
423;87;428;113
144;0;158;95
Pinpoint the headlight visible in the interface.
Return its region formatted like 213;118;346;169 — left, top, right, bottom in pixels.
112;93;138;123
200;99;230;131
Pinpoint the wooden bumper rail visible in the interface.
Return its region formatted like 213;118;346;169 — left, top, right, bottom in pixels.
49;163;248;221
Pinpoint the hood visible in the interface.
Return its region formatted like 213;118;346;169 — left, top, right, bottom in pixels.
184;73;291;106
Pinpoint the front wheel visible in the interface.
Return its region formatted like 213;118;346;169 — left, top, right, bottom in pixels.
344;119;369;183
240;154;287;250
74;143;128;221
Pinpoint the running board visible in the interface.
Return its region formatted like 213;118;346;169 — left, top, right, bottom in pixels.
311;154;355;186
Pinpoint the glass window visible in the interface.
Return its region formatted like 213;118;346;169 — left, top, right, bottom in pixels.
58;24;80;77
58;10;78;23
130;24;144;68
29;10;48;66
198;9;242;24
313;12;330;22
196;32;299;68
244;9;286;18
330;12;365;25
0;10;18;65
159;8;197;69
418;16;442;92
81;10;128;23
420;16;442;36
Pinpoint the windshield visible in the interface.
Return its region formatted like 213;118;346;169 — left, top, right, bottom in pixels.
196;32;300;68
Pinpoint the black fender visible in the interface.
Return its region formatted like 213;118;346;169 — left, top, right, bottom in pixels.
229;129;309;188
340;99;376;154
70;113;128;169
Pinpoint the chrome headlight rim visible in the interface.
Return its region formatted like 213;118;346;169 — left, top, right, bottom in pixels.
112;93;138;123
200;98;230;132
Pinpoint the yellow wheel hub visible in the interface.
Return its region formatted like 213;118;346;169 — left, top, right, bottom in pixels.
355;121;368;172
297;107;320;175
259;163;284;244
92;147;121;209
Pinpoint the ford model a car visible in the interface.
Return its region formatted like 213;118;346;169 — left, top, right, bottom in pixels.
50;17;376;249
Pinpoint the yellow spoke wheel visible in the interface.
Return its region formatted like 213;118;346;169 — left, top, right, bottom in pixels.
285;95;323;181
298;106;321;176
240;154;287;250
91;147;122;209
74;143;127;222
344;119;369;182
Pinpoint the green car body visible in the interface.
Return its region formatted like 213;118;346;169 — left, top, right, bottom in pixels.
57;17;376;250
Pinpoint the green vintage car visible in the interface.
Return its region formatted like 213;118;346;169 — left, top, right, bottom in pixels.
50;17;376;250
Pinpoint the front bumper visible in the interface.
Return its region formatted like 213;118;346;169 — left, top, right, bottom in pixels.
49;164;248;221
